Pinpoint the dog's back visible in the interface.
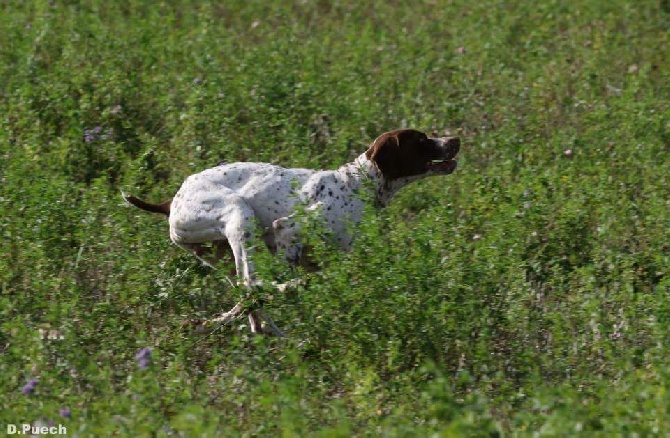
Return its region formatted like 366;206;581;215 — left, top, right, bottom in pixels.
170;163;316;231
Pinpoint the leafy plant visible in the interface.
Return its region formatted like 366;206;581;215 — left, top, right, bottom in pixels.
1;0;669;435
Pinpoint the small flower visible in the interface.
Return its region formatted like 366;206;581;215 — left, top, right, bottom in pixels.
193;77;202;85
111;105;122;115
135;347;152;369
472;234;481;241
84;126;108;143
136;347;151;360
564;149;573;157
250;21;260;29
456;46;467;54
84;130;94;143
138;357;150;369
60;408;71;418
22;379;38;395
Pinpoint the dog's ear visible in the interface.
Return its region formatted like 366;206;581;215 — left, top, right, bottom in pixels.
366;134;400;179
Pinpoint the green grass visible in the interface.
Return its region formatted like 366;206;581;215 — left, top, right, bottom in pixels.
1;0;669;435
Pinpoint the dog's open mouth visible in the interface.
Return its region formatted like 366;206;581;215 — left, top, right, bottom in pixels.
426;159;458;173
424;136;460;173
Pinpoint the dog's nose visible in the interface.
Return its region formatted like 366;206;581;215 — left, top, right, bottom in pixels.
442;136;460;157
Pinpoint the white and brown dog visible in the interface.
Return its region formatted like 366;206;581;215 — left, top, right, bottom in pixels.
123;129;460;336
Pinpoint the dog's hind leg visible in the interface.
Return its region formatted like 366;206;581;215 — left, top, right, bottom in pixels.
222;204;261;288
177;241;235;270
248;309;285;336
216;201;285;336
211;305;285;337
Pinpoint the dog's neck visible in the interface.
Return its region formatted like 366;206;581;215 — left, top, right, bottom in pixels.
338;153;420;207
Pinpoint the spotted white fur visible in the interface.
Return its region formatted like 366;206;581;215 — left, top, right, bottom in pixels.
123;129;460;336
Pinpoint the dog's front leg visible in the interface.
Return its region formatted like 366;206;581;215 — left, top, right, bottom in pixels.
272;215;303;265
272;202;325;266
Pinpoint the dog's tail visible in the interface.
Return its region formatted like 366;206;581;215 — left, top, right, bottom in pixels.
122;192;171;217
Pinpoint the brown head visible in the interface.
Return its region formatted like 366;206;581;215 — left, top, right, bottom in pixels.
365;129;460;181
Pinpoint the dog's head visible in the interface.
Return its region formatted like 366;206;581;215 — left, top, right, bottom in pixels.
365;129;460;181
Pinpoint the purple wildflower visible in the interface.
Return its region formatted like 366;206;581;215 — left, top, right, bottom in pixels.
84;130;94;143
135;347;152;369
193;77;202;85
84;126;113;142
21;379;38;395
59;408;71;418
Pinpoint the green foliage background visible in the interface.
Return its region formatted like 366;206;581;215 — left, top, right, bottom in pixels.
1;0;669;435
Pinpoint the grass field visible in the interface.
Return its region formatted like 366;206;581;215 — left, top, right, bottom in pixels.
1;0;669;435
